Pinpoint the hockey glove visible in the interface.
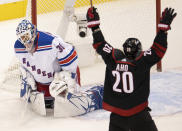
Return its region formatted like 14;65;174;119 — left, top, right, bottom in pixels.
86;7;100;28
158;7;177;31
49;80;68;98
49;71;76;98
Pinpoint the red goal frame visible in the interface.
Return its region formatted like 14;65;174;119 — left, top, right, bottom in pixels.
156;0;162;72
31;0;37;26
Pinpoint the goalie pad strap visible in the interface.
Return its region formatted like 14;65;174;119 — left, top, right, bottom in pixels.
36;82;52;99
76;66;81;86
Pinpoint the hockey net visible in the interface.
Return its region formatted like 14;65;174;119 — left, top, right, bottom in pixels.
0;0;160;91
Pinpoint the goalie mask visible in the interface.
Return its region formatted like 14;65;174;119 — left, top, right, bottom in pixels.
123;38;142;59
16;19;37;52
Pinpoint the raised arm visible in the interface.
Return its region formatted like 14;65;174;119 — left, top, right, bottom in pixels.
86;7;125;69
142;7;177;66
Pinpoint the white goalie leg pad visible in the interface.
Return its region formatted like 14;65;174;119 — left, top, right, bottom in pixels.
20;66;36;90
20;91;46;116
54;92;92;117
20;66;37;101
29;91;46;116
54;85;104;117
19;67;46;116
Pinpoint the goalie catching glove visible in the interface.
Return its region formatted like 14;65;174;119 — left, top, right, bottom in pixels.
49;71;76;98
158;7;177;31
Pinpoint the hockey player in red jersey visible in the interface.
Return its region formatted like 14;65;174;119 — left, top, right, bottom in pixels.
87;7;177;131
15;19;103;116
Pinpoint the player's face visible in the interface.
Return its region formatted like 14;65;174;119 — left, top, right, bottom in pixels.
19;32;35;52
24;42;34;52
20;32;31;44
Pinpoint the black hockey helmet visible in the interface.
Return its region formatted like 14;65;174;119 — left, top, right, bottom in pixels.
123;38;142;59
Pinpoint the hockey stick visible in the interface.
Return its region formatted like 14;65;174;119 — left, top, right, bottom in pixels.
90;0;93;7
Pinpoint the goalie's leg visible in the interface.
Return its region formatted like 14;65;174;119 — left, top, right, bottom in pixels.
54;85;104;117
84;85;103;110
36;82;54;109
19;68;46;115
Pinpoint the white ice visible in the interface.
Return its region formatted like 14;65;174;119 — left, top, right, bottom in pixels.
0;0;182;131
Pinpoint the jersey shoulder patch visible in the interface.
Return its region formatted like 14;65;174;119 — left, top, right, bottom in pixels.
51;35;73;53
14;40;27;53
36;31;55;52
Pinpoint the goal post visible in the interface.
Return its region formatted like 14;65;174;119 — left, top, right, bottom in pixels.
31;0;37;26
156;0;162;72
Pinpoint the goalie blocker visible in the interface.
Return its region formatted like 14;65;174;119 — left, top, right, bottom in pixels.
20;69;104;117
